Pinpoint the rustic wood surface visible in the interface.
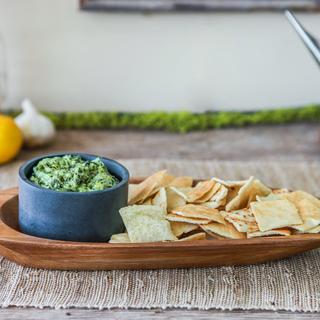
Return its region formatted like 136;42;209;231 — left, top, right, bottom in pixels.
0;308;319;319
18;124;320;162
1;187;320;271
4;125;320;318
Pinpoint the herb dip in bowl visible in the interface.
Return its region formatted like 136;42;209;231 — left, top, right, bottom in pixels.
18;153;129;242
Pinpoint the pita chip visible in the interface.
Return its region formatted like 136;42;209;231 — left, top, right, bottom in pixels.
247;228;291;238
226;177;272;211
211;177;250;188
166;187;187;211
281;191;320;231
166;213;211;225
223;208;259;233
273;188;289;194
203;184;228;209
192;182;221;203
152;187;167;211
178;232;207;241
128;170;174;205
120;205;177;242
172;204;225;224
186;180;216;203
109;233;131;243
201;222;246;239
250;199;302;232
305;225;320;234
170;221;199;237
169;176;193;188
256;193;282;202
169;186;191;201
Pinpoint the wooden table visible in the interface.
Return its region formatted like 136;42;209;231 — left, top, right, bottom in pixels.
0;308;318;319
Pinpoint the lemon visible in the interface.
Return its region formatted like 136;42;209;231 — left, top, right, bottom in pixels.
0;115;23;164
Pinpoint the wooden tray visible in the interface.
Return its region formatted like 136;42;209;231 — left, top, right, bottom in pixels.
1;184;320;271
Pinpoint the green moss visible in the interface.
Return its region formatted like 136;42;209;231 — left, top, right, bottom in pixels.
5;105;320;133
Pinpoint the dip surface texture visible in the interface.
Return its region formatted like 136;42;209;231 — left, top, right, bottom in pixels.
30;155;118;192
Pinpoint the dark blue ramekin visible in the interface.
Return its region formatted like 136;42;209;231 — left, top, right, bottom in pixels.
18;153;129;242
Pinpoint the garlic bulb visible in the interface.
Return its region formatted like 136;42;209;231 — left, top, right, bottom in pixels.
15;99;56;148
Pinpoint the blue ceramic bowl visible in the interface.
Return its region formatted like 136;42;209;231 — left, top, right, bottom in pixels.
18;153;129;242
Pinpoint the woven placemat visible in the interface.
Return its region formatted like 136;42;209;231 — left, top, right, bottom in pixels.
0;159;320;311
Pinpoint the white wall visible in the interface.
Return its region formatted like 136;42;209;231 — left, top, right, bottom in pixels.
0;0;320;112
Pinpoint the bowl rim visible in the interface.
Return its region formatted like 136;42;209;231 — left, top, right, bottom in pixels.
18;152;129;195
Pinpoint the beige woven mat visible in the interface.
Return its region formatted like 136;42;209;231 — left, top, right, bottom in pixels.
0;159;320;311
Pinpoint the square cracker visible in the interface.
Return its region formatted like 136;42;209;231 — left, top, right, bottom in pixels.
250;199;302;232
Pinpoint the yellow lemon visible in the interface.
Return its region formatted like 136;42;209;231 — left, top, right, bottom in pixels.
0;115;23;164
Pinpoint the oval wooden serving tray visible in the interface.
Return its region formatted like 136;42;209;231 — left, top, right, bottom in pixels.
1;183;320;271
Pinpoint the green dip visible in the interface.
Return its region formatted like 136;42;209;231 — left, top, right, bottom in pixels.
30;155;118;192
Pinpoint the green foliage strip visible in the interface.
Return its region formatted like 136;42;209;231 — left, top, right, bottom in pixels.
7;105;320;133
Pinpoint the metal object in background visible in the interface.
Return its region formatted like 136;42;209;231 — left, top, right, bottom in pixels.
285;10;320;67
80;0;320;12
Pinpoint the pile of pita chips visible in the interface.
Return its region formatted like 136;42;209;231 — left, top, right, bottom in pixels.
109;170;320;243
